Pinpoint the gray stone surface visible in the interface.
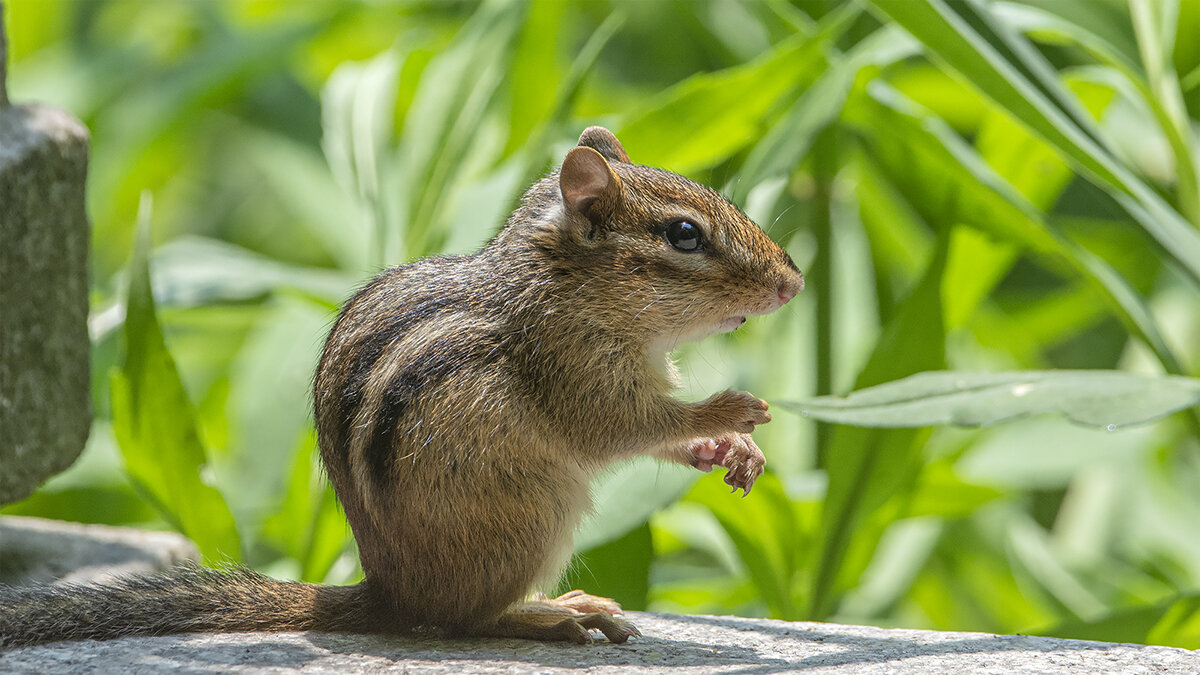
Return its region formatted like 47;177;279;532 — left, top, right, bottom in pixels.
0;515;198;587
0;612;1195;673
0;103;92;506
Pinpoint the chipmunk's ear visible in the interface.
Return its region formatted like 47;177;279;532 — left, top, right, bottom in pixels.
560;146;621;231
577;126;631;164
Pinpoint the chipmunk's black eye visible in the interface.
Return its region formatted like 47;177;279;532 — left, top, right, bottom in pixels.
665;220;704;252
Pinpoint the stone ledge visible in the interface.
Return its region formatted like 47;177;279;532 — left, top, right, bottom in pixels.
0;515;199;587
0;612;1194;673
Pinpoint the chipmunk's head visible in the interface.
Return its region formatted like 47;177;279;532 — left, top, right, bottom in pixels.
545;126;804;350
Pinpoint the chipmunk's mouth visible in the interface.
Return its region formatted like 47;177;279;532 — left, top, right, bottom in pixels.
715;316;748;333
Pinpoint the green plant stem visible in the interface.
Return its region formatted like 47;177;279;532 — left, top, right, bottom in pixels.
0;0;8;107
811;128;838;467
1128;0;1200;229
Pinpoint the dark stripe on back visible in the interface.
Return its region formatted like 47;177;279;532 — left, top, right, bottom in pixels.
332;294;461;466
364;336;501;488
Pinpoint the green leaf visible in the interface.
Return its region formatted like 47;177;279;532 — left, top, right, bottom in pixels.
396;0;526;258
558;523;652;611
837;517;942;619
968;284;1106;367
616;3;859;175
997;2;1200;228
941;226;1017;331
1037;592;1200;650
779;370;1200;430
87;13;337;272
974;97;1076;212
1129;0;1200;226
907;460;1005;519
236;125;372;272
855;158;933;285
728;58;855;205
574;458;696;553
808;232;950;619
1;486;158;526
150;236;355;309
913;520;1058;632
686;472;801;619
848;82;1184;376
869;0;1200;287
1007;514;1107;620
512;9;626;189
261;431;351;582
321;41;404;269
994;1;1140;71
109;196;242;563
504;0;569;158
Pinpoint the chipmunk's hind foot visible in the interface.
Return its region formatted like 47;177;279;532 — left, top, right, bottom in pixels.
485;600;640;644
534;589;624;616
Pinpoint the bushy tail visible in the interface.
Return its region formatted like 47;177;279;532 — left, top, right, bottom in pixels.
0;563;389;649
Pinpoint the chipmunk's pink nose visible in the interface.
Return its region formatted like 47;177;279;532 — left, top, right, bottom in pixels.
778;282;798;305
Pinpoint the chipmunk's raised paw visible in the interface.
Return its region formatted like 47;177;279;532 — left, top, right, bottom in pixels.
703;390;771;434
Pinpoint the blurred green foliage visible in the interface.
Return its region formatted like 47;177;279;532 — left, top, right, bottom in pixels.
5;0;1200;649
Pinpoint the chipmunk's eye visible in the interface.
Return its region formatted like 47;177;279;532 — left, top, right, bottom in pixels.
665;220;704;252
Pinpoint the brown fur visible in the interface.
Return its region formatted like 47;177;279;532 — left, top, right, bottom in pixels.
0;127;803;649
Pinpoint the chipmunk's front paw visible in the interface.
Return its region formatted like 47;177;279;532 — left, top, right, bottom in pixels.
685;434;765;495
720;433;765;496
702;390;771;434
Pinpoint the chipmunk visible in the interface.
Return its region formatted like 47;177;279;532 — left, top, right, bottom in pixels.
0;127;803;648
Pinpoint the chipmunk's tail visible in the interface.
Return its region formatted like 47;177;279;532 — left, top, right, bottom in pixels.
0;562;390;649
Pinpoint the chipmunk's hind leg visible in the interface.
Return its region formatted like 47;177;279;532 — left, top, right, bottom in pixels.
484;600;640;644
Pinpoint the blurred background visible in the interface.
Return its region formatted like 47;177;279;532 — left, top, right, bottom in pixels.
4;0;1200;648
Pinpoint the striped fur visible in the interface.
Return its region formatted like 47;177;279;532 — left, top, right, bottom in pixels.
0;127;802;648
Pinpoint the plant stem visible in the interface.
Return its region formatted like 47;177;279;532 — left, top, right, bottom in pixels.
1;1;9;107
811;128;838;467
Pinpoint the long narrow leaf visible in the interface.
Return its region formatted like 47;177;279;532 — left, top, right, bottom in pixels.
778;370;1200;430
398;0;526;257
109;196;241;563
848;82;1185;376
870;0;1200;288
514;10;627;188
1037;592;1200;649
615;9;855;175
809;232;949;619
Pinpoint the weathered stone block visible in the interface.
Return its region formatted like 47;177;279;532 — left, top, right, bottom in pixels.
0;515;198;587
0;612;1196;672
0;104;92;505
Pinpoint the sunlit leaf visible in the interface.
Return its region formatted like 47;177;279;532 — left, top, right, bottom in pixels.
1007;514;1107;619
728;59;855;205
616;4;859;175
686;472;801;619
559;524;652;611
575;459;696;553
151;237;354;308
513;10;626;188
907;460;1005;518
809;234;949;619
848;81;1184;375
261;431;351;582
870;0;1200;286
322;42;404;268
109;197;242;563
396;0;526;258
780;370;1200;430
1038;592;1200;650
